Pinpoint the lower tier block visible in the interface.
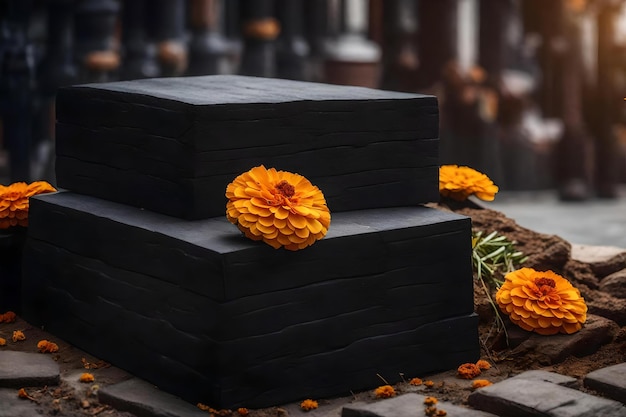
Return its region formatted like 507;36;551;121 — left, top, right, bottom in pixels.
22;192;479;408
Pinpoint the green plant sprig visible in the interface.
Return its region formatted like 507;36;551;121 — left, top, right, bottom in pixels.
472;230;527;344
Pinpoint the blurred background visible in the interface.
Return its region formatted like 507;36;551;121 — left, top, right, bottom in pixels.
1;0;626;203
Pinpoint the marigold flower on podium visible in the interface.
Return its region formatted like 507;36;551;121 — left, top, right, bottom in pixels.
439;165;498;202
495;268;587;335
0;181;57;228
226;166;331;251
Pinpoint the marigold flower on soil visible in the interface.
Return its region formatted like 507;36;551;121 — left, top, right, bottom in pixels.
37;340;59;353
0;181;56;228
79;373;95;383
300;399;319;411
476;359;491;370
374;385;396;398
12;330;25;342
409;377;423;386
225;165;331;251
439;165;498;202
237;408;249;416
424;380;434;388
0;338;6;346
472;379;493;389
457;363;481;379
0;311;16;323
424;396;438;405
495;268;587;335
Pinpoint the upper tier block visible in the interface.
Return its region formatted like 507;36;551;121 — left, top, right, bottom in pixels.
55;75;439;219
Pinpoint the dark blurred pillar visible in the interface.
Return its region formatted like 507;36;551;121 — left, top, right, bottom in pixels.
324;0;381;88
239;0;278;77
187;0;231;75
147;0;188;77
417;0;458;89
0;0;36;182
593;2;621;198
120;0;160;80
275;0;309;80
74;0;121;83
303;0;328;81
380;0;420;92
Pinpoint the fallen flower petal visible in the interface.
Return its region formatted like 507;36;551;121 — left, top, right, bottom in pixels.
424;396;438;405
457;363;481;379
0;311;16;323
409;377;423;386
37;340;59;353
300;399;319;411
374;385;396;399
237;407;249;416
472;379;493;389
424;380;434;388
12;330;25;342
476;359;491;370
0;338;6;346
79;373;95;383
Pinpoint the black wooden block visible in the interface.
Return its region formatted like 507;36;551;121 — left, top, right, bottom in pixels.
55;75;439;219
22;192;477;408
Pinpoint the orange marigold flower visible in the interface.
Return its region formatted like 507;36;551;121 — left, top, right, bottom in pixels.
0;181;56;228
424;380;434;388
225;165;331;251
374;385;396;398
0;311;16;323
237;408;249;416
439;165;498;202
424;396;438;405
476;359;491;370
409;377;423;386
79;373;95;383
457;363;481;379
300;399;319;411
0;338;6;346
495;268;587;335
12;330;25;342
472;379;493;389
37;340;59;353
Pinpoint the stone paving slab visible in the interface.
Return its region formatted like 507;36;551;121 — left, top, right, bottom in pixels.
342;393;498;417
0;388;41;417
468;377;626;417
0;351;60;388
98;378;208;417
584;362;626;405
509;370;578;388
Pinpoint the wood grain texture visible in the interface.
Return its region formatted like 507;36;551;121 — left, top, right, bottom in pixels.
55;75;439;219
22;191;478;408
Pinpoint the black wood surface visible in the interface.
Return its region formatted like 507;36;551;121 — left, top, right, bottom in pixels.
55;75;439;219
22;191;478;408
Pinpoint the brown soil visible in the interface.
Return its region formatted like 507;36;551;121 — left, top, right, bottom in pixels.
1;202;626;416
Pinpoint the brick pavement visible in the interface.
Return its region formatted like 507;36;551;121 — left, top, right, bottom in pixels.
1;350;625;417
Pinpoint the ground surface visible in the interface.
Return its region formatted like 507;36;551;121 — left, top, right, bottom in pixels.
1;202;625;416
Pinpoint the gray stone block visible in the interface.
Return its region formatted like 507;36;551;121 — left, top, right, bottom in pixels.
468;378;626;416
342;393;498;417
510;370;578;388
98;378;208;417
55;75;439;219
585;363;626;405
22;191;478;409
0;351;60;388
